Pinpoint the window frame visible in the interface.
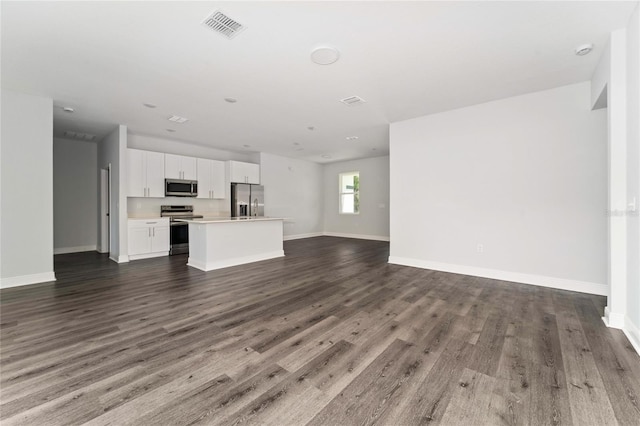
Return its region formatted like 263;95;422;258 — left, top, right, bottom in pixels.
338;171;360;215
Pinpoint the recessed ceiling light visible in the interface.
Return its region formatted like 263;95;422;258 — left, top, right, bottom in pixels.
225;97;238;103
243;144;251;148
63;107;74;113
346;136;359;141
307;126;315;131
168;115;189;123
575;43;593;56
143;103;157;108
293;142;300;146
166;129;176;133
321;154;332;159
311;45;340;65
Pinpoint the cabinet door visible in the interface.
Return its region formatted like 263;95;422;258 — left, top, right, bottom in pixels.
145;151;165;197
229;161;259;184
151;226;170;253
211;160;226;199
128;226;150;255
245;163;260;184
165;154;182;179
181;156;197;180
127;149;145;197
228;161;243;183
196;158;213;199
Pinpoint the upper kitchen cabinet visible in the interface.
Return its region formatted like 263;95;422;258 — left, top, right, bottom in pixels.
228;160;260;184
127;148;164;197
165;154;197;180
197;158;226;199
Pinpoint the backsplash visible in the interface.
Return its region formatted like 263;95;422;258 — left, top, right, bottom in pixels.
127;197;230;218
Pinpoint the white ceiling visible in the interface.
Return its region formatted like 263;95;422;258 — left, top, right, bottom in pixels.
2;1;637;163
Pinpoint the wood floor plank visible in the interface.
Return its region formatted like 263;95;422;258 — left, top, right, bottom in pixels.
553;291;618;425
0;237;638;425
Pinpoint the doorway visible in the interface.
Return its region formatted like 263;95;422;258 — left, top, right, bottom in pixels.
99;166;111;254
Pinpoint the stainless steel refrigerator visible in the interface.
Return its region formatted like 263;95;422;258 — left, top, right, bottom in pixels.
231;183;264;217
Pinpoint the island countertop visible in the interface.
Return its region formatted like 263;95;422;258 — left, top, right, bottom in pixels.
175;217;286;224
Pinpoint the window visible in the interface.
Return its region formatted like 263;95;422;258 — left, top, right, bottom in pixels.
339;171;359;214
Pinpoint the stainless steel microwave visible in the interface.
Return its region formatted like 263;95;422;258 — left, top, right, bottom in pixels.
165;179;198;197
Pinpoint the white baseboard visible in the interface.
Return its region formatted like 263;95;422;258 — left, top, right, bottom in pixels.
0;272;56;289
128;251;169;261
188;250;284;272
388;256;608;296
109;255;129;264
623;316;640;356
323;232;390;242
283;232;324;241
54;245;97;255
602;306;626;329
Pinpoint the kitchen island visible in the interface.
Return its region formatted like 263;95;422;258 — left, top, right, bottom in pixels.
177;217;285;271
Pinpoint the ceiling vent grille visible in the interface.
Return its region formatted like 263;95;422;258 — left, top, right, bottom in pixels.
340;96;367;106
168;115;189;124
64;130;96;141
202;10;245;39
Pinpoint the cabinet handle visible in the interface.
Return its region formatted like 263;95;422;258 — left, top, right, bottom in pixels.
153;228;155;237
148;228;151;237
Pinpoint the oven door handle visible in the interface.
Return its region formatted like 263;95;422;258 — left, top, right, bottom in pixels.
170;222;188;227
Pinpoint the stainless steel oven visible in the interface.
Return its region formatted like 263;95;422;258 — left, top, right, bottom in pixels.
160;205;203;255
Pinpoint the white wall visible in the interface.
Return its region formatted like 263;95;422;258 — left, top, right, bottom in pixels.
53;137;98;253
389;82;607;294
625;4;640;351
323;156;390;241
98;125;128;262
1;90;55;288
259;153;324;239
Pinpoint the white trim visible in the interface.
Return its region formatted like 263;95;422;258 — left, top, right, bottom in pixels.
283;232;324;241
323;232;390;242
109;255;129;264
54;245;97;255
388;256;608;296
623;316;640;356
602;306;626;329
187;250;284;272
1;272;56;289
128;251;169;261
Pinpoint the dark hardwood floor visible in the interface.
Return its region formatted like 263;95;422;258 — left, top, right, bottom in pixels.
1;237;639;425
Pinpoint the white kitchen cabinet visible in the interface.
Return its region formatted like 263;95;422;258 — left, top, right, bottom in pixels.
128;218;170;260
197;158;226;199
165;154;197;180
127;149;165;197
228;161;260;184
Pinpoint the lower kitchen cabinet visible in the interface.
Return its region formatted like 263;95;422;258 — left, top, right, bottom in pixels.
128;218;170;260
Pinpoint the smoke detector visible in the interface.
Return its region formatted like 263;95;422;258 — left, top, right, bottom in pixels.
340;95;367;106
202;10;246;39
575;44;593;56
311;46;340;65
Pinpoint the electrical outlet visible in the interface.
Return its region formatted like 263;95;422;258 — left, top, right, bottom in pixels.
477;244;484;253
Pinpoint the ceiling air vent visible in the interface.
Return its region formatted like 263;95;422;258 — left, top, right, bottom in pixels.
64;131;96;141
202;10;246;39
340;96;367;106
